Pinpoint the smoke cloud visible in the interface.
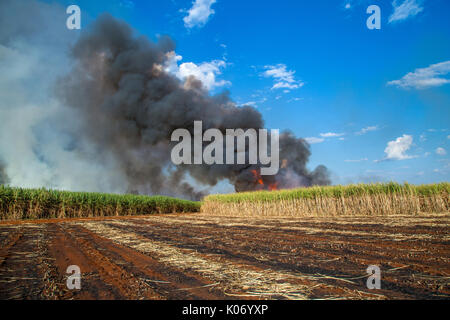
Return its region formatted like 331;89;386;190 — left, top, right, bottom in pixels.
0;1;330;200
0;0;130;194
0;160;9;185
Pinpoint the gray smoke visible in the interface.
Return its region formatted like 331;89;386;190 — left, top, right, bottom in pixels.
0;159;9;185
0;1;329;200
0;0;130;194
55;14;330;199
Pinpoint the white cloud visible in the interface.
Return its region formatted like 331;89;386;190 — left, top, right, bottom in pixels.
380;134;415;161
164;51;183;74
288;97;304;102
447;135;450;140
238;96;268;108
305;132;345;144
240;101;257;107
183;0;217;29
305;137;325;144
177;60;230;89
345;3;351;9
272;82;303;90
387;61;450;89
165;51;230;90
436;147;447;156
320;132;345;138
388;0;424;23
262;64;304;91
356;125;379;135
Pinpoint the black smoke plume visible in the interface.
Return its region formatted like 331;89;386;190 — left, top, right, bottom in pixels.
56;14;330;199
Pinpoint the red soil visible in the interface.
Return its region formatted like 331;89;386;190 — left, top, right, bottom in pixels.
0;214;448;300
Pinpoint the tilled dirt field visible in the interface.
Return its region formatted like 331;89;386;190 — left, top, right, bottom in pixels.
0;213;449;300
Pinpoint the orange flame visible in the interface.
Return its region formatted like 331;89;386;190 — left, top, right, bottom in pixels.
251;170;264;186
251;169;278;191
268;183;278;191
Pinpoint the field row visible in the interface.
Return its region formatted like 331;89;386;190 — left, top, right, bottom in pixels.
0;214;448;299
1;183;449;221
0;186;201;220
203;183;450;216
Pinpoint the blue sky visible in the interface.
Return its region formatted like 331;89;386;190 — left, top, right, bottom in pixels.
57;0;450;185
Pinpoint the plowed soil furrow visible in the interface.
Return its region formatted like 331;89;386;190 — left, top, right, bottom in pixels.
143;216;450;242
0;214;448;300
113;218;449;273
80;220;377;300
145;214;450;227
0;225;47;299
104;219;449;299
0;227;24;267
62;224;232;300
54;223;164;300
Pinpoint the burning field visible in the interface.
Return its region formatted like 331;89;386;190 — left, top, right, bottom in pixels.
0;0;449;302
0;10;331;201
0;213;449;300
0;183;448;300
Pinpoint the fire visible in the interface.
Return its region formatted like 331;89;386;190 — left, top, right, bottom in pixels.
251;169;278;191
268;183;278;191
251;170;264;186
